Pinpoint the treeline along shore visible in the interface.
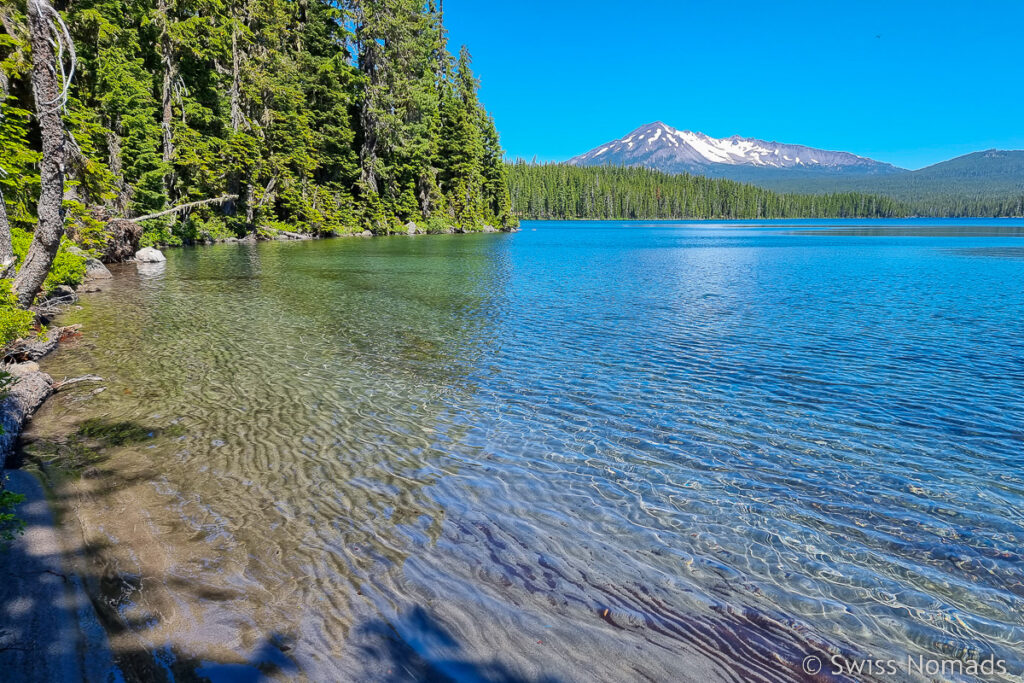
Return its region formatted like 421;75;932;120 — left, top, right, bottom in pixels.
506;162;909;220
505;162;1024;220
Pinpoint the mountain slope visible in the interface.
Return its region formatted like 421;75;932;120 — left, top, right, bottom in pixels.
565;124;1024;212
721;150;1024;205
568;122;904;177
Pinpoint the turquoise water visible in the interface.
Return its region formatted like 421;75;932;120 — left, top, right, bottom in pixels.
32;220;1024;681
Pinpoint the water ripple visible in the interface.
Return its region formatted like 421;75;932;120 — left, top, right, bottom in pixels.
28;221;1024;681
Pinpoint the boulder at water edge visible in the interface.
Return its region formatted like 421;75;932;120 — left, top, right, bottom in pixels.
135;247;166;263
84;257;112;280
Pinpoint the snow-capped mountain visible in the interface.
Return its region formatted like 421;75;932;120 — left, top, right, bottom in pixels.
567;122;903;177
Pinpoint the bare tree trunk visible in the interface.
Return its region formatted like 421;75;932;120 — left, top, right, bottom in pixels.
0;66;15;277
229;16;243;132
157;0;177;200
356;7;380;194
227;4;254;231
0;9;21;277
133;194;238;222
105;126;130;214
14;0;68;307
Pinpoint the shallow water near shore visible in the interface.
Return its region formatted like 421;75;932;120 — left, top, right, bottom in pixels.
22;219;1024;681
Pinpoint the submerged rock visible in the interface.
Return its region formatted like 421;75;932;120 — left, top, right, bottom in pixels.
135;247;166;263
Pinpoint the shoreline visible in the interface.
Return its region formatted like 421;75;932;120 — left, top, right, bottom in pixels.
161;222;521;248
0;224;520;679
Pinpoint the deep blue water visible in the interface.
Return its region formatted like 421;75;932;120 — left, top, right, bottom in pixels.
36;219;1024;681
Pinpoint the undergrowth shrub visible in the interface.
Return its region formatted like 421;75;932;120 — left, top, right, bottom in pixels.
0;280;34;345
12;228;89;295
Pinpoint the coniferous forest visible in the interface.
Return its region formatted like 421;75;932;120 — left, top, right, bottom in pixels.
506;162;911;220
1;0;515;251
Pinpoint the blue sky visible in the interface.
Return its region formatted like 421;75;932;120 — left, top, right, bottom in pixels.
443;0;1024;170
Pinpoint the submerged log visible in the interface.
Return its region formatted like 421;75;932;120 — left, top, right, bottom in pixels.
52;374;103;391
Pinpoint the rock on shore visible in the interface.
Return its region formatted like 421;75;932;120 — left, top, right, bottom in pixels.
84;257;112;280
0;363;53;469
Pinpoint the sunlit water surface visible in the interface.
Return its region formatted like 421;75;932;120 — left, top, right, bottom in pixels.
28;220;1024;681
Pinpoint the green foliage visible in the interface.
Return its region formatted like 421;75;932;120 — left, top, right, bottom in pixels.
422;216;450;234
507;163;911;220
0;487;25;545
46;243;89;293
77;418;156;446
0;280;34;347
0;370;25;544
139;217;182;248
11;228;89;295
64;201;110;254
4;0;518;251
0;101;40;232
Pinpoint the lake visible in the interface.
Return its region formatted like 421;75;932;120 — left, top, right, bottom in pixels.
25;220;1024;681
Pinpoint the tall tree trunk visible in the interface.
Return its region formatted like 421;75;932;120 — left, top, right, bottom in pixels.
0;9;20;277
105;126;130;214
157;0;177;200
14;0;68;307
0;65;15;276
229;15;243;132
228;5;253;231
356;9;380;194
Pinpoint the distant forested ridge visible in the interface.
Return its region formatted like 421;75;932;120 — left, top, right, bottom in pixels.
0;0;515;246
507;163;910;220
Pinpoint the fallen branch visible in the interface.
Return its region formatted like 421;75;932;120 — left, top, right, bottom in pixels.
52;374;103;391
134;194;238;222
32;294;76;317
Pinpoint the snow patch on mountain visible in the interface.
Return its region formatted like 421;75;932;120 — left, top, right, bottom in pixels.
567;122;903;176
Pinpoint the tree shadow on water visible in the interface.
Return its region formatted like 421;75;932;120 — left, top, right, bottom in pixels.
189;635;299;683
1;460;299;683
356;605;563;683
